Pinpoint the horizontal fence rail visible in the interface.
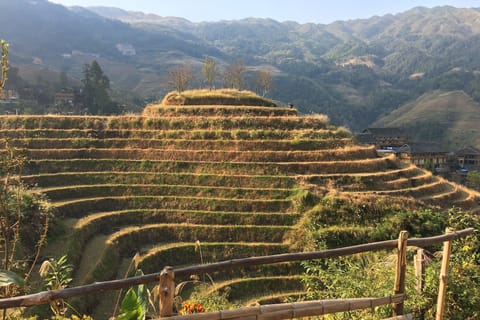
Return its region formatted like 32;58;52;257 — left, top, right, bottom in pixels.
160;294;407;320
0;227;474;309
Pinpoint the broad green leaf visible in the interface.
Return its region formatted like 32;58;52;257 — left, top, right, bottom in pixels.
0;270;24;287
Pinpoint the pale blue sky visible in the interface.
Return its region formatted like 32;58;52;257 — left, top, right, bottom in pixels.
48;0;480;23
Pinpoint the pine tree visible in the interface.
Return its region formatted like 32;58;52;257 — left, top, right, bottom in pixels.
79;60;118;115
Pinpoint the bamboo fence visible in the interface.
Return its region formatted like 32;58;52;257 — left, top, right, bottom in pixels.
0;227;474;319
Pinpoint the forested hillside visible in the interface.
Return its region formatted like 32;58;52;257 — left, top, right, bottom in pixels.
2;1;480;135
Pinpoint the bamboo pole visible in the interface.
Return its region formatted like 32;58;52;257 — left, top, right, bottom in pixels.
393;231;408;316
157;294;406;320
159;267;175;317
414;249;425;293
435;228;453;320
414;249;425;320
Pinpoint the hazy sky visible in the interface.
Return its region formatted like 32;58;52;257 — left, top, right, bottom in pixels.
48;0;480;24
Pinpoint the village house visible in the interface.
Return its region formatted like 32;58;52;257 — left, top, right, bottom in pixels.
396;143;449;172
357;128;451;172
356;127;409;149
54;92;75;107
456;146;480;171
0;89;19;101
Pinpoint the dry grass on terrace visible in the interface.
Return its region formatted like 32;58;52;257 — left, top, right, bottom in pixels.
149;89;278;108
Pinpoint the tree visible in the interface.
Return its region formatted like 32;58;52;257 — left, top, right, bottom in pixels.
202;56;217;90
257;68;273;97
167;63;193;93
0;40;8;96
467;171;480;190
79;60;118;115
223;60;245;89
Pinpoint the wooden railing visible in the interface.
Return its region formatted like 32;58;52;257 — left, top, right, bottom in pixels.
0;227;474;319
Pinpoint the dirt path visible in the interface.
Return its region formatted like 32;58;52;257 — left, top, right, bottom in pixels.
72;234;109;286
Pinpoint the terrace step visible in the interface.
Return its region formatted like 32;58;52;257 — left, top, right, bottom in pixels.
383;171;434;190
450;187;480;210
26;155;395;176
303;165;427;191
137;242;293;272
206;276;306;303
23;172;296;189
24;145;376;162
73;209;299;232
67;210;300;269
245;291;306;306
83;224;293;282
8;137;353;151
142;105;298;117
348;178;450;199
39;184;294;201
54;196;295;218
0;128;349;140
0;115;330;130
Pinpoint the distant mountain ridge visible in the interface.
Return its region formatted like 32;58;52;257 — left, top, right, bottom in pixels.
2;0;480;145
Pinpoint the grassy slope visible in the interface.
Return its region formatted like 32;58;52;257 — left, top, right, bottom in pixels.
374;90;480;150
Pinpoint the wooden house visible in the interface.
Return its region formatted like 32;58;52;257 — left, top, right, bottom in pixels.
356;128;409;149
397;143;449;171
456;146;480;170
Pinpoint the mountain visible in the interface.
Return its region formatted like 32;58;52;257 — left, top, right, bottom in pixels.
2;0;480;137
374;90;480;151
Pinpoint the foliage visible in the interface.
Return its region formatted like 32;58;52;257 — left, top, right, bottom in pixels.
441;208;480;319
39;256;73;291
223;60;245;89
173;241;231;313
0;140;52;300
0;269;24;288
39;255;74;317
78;60;119;115
202;56;217;90
116;283;148;320
300;207;480;319
466;170;480;190
167;63;193;93
0;39;8;95
176;277;231;313
257;68;273;97
302;252;429;319
372;209;447;239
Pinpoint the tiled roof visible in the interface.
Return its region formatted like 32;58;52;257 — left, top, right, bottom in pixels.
397;143;448;154
456;145;480;156
361;127;407;137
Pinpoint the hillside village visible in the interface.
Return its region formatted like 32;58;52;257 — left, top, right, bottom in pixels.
357;128;480;181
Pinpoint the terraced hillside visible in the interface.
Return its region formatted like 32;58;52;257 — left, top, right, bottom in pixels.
0;105;478;316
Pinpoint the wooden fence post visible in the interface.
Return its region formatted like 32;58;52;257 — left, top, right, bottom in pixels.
436;228;454;320
414;249;425;293
159;266;175;317
393;231;408;316
414;248;425;320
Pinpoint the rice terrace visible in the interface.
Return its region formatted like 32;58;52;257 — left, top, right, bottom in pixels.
1;89;480;319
